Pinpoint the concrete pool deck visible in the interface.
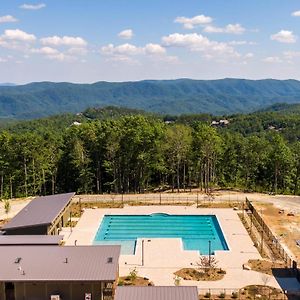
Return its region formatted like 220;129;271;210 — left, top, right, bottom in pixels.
64;205;300;291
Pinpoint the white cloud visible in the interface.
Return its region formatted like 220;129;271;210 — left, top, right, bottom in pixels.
244;53;254;59
144;43;166;55
0;15;18;24
263;56;282;63
101;42;173;64
102;43;143;56
283;51;300;59
47;53;74;62
162;33;239;58
204;23;245;35
229;41;246;45
102;43;167;56
154;55;179;64
292;11;300;17
0;29;36;50
175;15;212;29
40;35;87;47
118;29;134;40
67;47;88;55
31;47;59;55
30;46;79;62
20;3;46;10
2;29;36;42
271;30;296;43
228;40;257;46
0;57;7;63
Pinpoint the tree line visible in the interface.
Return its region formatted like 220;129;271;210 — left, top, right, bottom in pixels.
0;114;299;199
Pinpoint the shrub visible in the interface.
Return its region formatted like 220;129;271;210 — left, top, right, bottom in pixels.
232;291;238;298
173;275;181;286
204;292;211;298
129;268;138;281
219;292;225;298
118;280;124;286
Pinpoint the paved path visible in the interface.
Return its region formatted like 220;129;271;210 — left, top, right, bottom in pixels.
65;205;300;291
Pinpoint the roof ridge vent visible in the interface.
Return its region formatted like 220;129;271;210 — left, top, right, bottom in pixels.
64;257;68;263
107;257;113;264
14;257;22;264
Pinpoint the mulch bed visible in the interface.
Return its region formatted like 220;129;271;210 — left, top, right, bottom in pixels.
175;268;226;281
118;276;154;286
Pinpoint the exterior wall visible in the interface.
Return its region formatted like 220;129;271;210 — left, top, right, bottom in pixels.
0;283;4;300
48;205;71;235
4;225;48;235
5;203;71;236
0;281;112;300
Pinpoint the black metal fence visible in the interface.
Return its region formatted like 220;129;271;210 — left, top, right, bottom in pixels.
198;287;291;300
245;198;300;284
245;198;293;267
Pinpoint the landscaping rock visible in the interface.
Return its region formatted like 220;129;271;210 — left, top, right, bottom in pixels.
242;264;252;270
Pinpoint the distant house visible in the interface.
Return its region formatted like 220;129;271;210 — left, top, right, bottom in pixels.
115;286;199;300
211;119;230;127
268;125;283;132
2;193;75;235
219;119;230;126
72;121;82;126
0;245;120;300
211;120;219;126
164;120;175;125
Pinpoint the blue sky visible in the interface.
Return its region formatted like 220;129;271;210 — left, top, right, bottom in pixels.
1;0;300;83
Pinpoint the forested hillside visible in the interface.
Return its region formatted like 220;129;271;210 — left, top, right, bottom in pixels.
2;79;300;119
0;105;300;198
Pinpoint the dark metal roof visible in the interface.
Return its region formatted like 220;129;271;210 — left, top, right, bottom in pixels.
3;193;75;230
0;245;120;281
115;286;199;300
0;235;63;245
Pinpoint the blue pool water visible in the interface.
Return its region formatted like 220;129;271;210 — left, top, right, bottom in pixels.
93;214;229;255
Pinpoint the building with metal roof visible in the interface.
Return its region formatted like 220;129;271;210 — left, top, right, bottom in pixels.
115;286;199;300
0;245;120;300
0;235;63;246
2;193;75;235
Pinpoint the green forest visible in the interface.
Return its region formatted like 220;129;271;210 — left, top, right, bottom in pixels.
1;104;300;198
2;79;300;118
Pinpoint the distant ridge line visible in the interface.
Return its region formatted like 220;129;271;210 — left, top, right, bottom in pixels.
1;78;300;119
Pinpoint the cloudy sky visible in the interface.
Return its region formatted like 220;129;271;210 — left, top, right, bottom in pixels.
1;0;300;83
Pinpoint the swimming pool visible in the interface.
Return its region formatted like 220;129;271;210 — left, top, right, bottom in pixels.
93;214;229;255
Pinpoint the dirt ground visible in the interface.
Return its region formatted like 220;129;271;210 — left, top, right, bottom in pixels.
247;259;290;276
252;202;300;261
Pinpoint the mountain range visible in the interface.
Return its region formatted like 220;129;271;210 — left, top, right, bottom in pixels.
1;78;300;119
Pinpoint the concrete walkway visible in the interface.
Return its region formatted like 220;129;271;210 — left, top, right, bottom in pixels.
64;205;300;291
